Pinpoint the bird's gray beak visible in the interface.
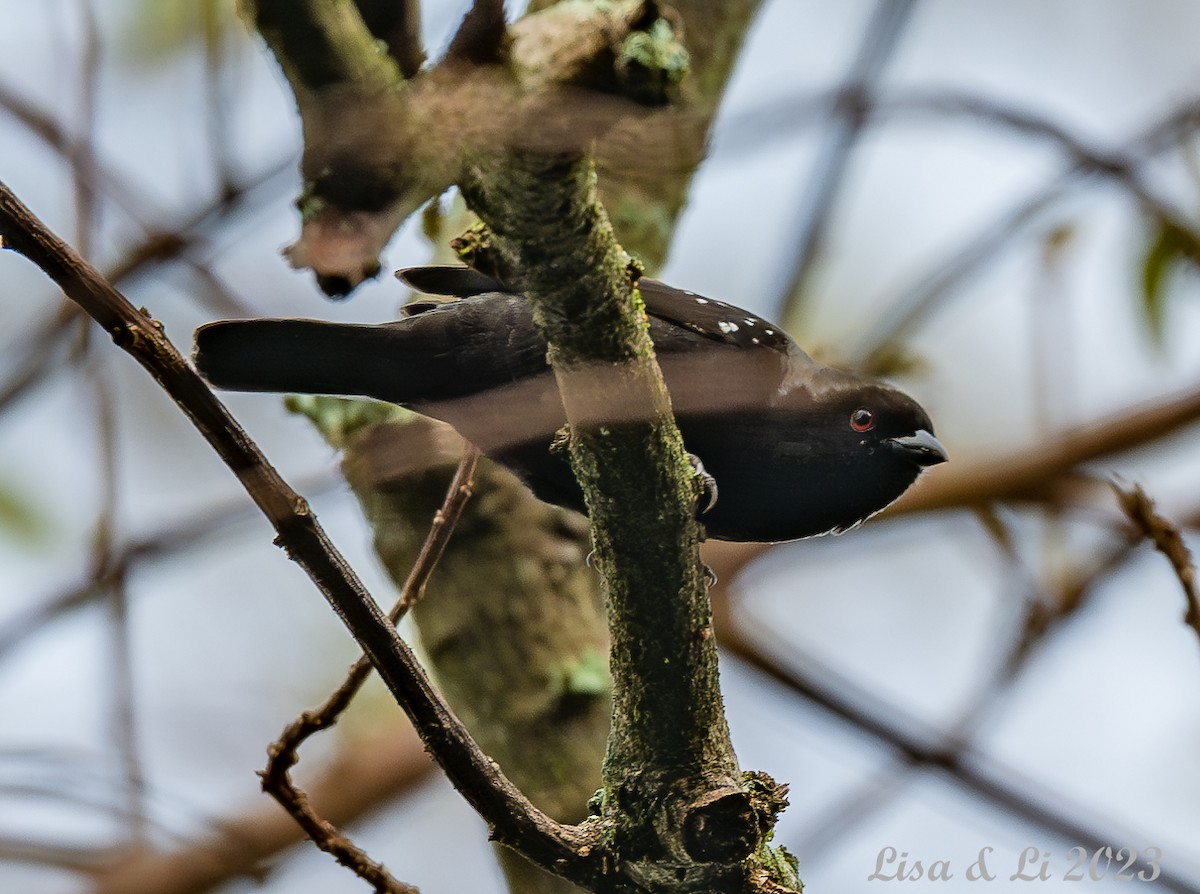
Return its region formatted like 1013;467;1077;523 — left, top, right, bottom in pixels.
886;429;948;467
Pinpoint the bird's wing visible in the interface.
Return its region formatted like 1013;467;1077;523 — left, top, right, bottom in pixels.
397;265;509;298
398;268;796;361
637;279;796;357
200;267;819;422
398;268;795;355
637;279;822;413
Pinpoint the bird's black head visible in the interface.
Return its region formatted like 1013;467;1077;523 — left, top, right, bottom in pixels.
679;370;946;542
782;373;946;538
820;377;947;475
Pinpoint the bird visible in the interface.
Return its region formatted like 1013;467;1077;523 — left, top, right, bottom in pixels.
194;266;946;542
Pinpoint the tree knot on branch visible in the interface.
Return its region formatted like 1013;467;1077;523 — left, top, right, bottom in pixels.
681;787;758;863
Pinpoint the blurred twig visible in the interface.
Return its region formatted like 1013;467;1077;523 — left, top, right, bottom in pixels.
719;86;1200;366
716;630;1200;894
782;499;1156;854
201;0;239;196
0;80;152;222
1113;480;1200;643
61;0;151;845
890;381;1200;516
777;0;918;323
0;472;339;664
90;361;149;844
0;178;586;880
86;724;432;894
853;97;1200;366
0;306;83;416
0;152;292;416
260;446;478;894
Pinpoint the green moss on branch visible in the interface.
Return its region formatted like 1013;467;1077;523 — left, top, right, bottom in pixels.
460;150;747;882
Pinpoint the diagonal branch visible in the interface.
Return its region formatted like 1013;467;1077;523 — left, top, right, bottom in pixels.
0;180;588;877
259;446;479;893
889;382;1200;516
852;99;1200;367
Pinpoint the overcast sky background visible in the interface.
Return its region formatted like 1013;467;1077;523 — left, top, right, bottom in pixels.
2;1;1200;892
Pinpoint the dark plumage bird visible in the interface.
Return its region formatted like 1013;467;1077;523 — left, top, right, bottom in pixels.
194;266;946;542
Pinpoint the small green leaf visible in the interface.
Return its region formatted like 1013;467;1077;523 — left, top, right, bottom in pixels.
1140;218;1200;347
0;481;51;545
616;17;691;105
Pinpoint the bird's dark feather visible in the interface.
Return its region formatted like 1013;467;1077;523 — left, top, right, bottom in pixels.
195;267;945;542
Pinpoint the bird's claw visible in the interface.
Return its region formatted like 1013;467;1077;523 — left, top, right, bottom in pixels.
688;453;718;513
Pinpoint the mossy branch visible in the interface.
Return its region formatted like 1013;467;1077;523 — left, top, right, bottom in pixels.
241;0;403;94
458;151;791;890
239;0;762;294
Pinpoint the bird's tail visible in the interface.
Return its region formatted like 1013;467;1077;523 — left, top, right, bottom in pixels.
193;319;422;405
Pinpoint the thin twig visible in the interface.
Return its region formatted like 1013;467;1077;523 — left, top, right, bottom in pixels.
0;307;83;416
886;91;1200;249
202;0;239;196
775;0;918;321
0;181;588;878
851;97;1200;365
0;152;292;416
0;471;342;663
719;629;1200;894
1112;479;1200;643
708;509;1198;894
261;446;480;894
90;362;150;843
888;381;1200;517
717;89;1200;366
0;80;153;224
63;0;151;844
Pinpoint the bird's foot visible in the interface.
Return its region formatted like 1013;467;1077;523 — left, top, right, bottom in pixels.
687;453;718;513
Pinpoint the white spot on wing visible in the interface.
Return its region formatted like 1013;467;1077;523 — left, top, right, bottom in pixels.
718;321;739;333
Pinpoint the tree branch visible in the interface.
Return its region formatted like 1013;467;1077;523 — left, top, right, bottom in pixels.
243;0;762;293
258;446;478;893
852;99;1200;368
323;408;610;894
777;0;918;323
1112;480;1200;643
86;724;431;894
0;180;588;878
457;148;792;889
890;382;1200;516
354;0;425;78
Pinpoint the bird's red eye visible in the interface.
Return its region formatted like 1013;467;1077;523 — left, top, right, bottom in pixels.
850;409;875;432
